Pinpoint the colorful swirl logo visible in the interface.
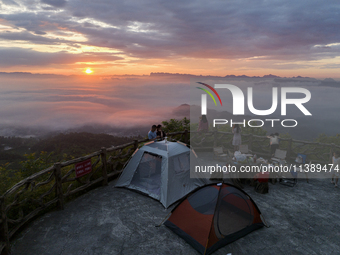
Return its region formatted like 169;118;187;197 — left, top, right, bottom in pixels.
196;82;223;106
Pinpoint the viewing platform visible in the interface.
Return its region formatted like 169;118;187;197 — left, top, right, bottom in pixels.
2;131;340;255
11;179;340;255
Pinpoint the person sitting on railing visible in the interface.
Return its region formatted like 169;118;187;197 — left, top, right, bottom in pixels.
148;125;159;140
156;124;167;140
267;133;280;156
197;115;209;132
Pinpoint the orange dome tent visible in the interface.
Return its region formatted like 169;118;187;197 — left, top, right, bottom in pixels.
164;183;265;255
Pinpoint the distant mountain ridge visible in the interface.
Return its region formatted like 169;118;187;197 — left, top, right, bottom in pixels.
150;72;281;78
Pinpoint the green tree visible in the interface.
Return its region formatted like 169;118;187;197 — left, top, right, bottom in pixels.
20;151;53;178
0;163;21;195
162;117;190;133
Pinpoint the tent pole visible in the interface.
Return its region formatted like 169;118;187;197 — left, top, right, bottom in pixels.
204;183;223;255
260;214;271;228
155;211;172;227
203;238;209;255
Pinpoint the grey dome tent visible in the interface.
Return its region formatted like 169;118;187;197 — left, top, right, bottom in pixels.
115;140;207;208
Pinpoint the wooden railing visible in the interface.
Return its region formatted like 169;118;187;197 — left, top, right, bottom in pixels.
0;138;145;255
190;131;340;164
0;129;338;255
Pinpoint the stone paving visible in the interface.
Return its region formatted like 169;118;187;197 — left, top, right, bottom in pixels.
11;178;340;255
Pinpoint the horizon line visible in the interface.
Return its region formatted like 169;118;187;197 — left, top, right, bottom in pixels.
0;71;336;80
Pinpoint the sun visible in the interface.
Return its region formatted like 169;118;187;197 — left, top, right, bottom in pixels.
85;68;93;74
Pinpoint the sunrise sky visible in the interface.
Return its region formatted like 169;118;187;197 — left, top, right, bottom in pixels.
1;0;340;78
0;0;340;137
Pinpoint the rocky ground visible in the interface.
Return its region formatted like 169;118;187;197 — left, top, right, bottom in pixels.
11;176;340;255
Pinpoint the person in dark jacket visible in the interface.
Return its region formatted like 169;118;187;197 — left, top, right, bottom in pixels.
156;124;167;140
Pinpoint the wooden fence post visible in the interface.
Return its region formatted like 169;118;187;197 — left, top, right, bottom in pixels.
184;130;188;144
54;163;64;210
213;130;217;147
0;197;10;255
249;134;253;151
287;138;293;161
101;148;108;186
133;140;138;151
330;144;336;163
